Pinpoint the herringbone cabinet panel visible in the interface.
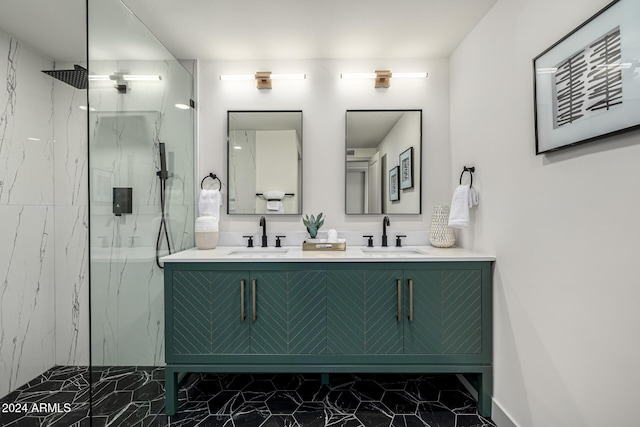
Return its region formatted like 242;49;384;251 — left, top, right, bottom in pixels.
250;272;288;354
211;271;251;354
172;270;250;355
172;271;213;355
288;271;326;354
403;270;442;354
327;270;365;354
365;270;403;354
442;270;482;354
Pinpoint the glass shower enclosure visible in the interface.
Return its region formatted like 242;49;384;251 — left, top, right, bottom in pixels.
87;0;195;408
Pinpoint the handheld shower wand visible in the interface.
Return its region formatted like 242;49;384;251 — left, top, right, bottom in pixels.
156;143;172;268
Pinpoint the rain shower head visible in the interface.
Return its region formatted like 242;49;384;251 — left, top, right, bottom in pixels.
42;64;87;89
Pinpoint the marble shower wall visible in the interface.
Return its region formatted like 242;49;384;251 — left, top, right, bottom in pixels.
0;31;56;398
88;59;194;366
0;32;51;397
52;61;89;368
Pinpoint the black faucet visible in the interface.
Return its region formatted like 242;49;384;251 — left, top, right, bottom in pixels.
259;216;268;247
382;216;390;247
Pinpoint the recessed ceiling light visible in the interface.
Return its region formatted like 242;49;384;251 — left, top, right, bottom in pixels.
27;137;40;141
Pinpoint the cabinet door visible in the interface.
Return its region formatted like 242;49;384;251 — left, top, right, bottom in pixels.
403;270;442;354
250;271;288;354
211;271;252;354
171;270;250;355
327;270;403;354
441;269;482;355
403;269;483;355
288;270;326;354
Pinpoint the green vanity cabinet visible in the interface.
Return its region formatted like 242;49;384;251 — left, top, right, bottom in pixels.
164;260;493;417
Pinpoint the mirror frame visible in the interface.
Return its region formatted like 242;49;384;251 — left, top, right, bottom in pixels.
345;109;422;215
226;110;303;215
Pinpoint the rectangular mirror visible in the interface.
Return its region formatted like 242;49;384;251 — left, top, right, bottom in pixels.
228;110;303;215
345;110;422;214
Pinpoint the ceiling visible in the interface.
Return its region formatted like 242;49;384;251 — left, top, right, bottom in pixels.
347;111;405;149
0;0;85;61
0;0;496;62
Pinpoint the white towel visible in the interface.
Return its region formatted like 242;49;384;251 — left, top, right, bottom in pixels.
469;187;479;207
264;191;285;213
198;189;221;219
448;185;470;228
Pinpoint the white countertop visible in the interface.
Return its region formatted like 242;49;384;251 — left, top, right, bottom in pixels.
161;245;495;263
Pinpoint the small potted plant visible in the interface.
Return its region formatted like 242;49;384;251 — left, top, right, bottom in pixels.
303;212;325;242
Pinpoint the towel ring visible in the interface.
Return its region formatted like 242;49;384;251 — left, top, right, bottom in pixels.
459;166;475;187
201;173;222;190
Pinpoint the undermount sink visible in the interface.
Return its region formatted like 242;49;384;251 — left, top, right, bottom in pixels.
360;247;426;257
227;249;289;257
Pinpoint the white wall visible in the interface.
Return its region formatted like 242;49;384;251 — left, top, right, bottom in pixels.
198;58;451;243
377;112;421;214
450;1;640;426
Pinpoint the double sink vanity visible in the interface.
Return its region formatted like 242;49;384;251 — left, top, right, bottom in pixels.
161;245;495;417
162;109;495;417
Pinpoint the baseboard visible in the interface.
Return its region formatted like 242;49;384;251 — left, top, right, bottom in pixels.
456;375;518;427
491;398;519;427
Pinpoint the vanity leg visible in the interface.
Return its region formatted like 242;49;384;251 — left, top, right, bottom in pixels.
165;367;179;416
321;373;329;385
477;368;493;418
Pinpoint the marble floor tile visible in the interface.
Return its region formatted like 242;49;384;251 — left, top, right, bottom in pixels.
0;367;496;427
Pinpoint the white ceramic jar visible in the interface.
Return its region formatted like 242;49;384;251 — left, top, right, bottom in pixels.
195;216;219;249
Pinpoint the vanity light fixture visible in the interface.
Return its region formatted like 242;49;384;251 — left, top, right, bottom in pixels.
219;72;306;89
340;70;428;88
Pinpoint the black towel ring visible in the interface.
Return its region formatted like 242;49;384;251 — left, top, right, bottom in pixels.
459;166;475;187
201;173;222;190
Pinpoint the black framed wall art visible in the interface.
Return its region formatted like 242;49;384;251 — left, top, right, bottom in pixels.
533;0;640;154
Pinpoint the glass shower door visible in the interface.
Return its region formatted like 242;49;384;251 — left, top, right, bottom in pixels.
87;0;195;414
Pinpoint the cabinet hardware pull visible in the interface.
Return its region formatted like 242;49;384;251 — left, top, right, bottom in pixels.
397;279;402;322
240;280;246;321
408;279;414;322
252;279;257;321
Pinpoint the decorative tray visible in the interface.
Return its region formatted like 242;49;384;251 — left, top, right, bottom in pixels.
302;241;346;251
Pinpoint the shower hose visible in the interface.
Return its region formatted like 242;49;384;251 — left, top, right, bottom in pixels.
155;175;172;269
